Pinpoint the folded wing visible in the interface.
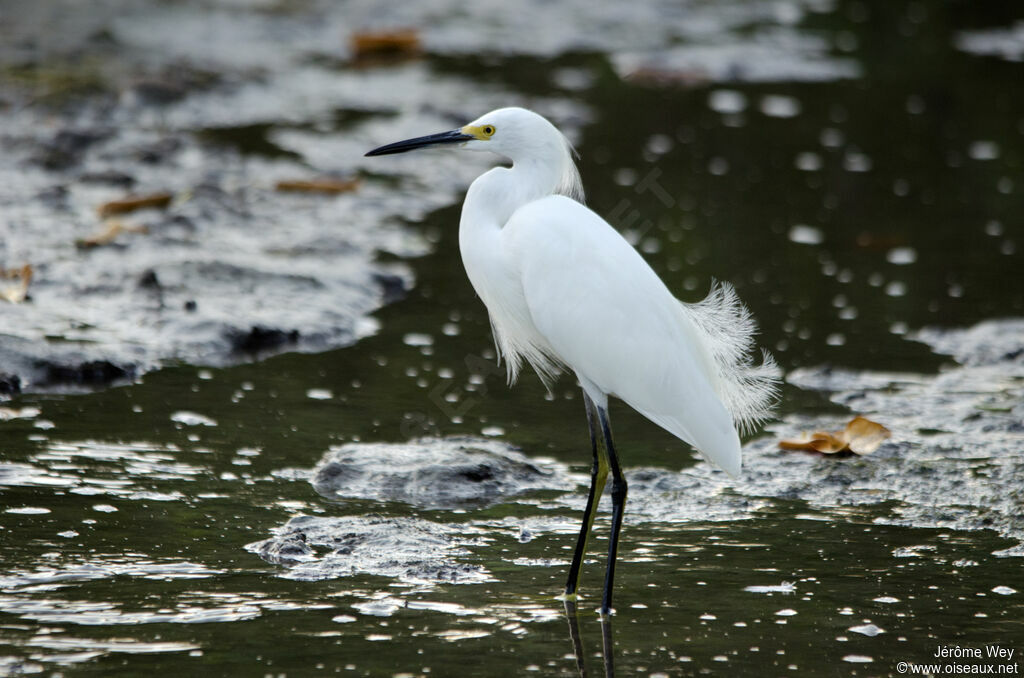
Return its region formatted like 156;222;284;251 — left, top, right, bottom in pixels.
503;195;778;476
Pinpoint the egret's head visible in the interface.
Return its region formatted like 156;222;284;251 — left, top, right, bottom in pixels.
365;107;583;200
457;107;563;157
365;107;566;158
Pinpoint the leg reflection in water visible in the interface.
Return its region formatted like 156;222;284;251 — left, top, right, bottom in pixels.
563;600;615;677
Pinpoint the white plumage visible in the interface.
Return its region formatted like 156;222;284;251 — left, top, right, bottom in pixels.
366;106;779;614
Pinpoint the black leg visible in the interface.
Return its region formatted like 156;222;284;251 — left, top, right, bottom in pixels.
597;404;627;616
564;391;608;599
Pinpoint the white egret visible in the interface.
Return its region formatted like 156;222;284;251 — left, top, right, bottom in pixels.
366;107;779;615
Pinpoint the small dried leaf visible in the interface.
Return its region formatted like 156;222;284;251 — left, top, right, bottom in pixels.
780;416;891;456
350;29;421;59
97;193;172;217
779;431;847;454
77;220;149;249
843;416;891;455
275;178;361;194
0;264;32;304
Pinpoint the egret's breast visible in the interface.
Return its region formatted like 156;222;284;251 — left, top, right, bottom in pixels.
458;194;559;382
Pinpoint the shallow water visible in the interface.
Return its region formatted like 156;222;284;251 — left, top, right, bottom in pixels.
2;0;1024;676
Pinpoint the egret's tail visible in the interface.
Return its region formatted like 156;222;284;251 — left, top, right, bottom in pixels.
681;282;781;434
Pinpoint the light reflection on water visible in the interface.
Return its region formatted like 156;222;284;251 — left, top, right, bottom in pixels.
1;327;1021;674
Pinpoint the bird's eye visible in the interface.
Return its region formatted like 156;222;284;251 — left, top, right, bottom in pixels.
482;125;495;137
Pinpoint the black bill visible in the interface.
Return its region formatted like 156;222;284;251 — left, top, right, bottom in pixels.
365;129;473;157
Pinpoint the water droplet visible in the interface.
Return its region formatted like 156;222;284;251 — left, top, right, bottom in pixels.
886;247;917;265
885;281;907;297
760;95;801;118
744;582;797;594
645;134;673;156
708;90;747;114
170;411;218;427
843;655;873;663
795;152;822;171
614;168;637;187
402;333;433;347
788;225;824;245
848;623;885;636
968;140;999;160
6;507;51;515
353;598;404;617
843;151;872;172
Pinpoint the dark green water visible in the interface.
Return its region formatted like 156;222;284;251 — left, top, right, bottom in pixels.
2;1;1024;675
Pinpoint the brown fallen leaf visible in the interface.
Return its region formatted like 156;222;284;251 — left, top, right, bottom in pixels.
350;28;421;59
0;264;31;280
275;178;361;195
779;416;891;456
97;193;172;217
76;220;149;249
0;263;32;304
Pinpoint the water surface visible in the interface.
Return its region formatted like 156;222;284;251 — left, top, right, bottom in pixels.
2;0;1023;675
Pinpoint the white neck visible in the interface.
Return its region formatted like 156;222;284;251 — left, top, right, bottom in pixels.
460;162;555;231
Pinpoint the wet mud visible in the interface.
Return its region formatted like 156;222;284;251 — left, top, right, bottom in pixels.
311;437;576;508
246;515;491;584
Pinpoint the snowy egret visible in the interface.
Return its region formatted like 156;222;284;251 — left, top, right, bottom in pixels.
366;107;779;615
